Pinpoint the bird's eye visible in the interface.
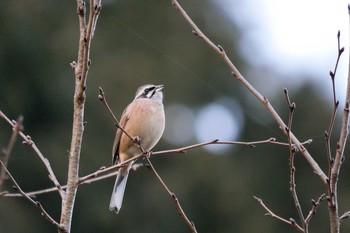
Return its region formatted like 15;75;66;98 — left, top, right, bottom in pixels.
144;86;155;94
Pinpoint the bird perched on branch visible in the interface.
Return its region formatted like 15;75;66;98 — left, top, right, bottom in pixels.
109;84;165;213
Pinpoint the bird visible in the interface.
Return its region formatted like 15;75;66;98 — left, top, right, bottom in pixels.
109;84;165;213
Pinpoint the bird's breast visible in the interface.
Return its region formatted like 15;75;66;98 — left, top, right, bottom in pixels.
120;99;165;159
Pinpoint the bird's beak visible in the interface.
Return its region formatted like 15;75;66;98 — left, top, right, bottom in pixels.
155;84;164;91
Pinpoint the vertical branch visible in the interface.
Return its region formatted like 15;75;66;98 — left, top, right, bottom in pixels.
328;6;350;233
284;89;306;232
326;31;342;175
326;31;344;233
0;115;23;187
59;1;101;233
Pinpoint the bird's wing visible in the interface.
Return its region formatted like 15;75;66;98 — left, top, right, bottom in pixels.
112;105;131;165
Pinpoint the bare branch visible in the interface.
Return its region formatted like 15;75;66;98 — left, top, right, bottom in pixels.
340;210;350;220
0;160;62;230
0;115;23;187
284;89;306;231
60;0;102;232
0;111;65;198
146;157;197;233
328;17;350;232
1;170;115;198
98;87;135;142
2;137;312;198
305;194;326;224
326;29;343;196
253;196;304;232
170;0;327;184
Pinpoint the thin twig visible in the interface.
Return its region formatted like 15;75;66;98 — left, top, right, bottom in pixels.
0;160;63;230
170;0;327;184
98;87;134;142
2;137;312;197
0;110;65;199
1;169;118;198
325;31;343;210
253;196;304;232
305;194;326;224
340;210;350;220
146;157;197;233
284;89;306;231
328;12;350;232
0;115;23;187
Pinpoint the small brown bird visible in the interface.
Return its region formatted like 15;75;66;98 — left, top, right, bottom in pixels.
109;84;165;213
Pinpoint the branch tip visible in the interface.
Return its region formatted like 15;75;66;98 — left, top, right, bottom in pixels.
253;196;261;202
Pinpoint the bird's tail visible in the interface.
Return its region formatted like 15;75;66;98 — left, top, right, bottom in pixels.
109;170;129;213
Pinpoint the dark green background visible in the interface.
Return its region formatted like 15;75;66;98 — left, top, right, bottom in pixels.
1;1;350;232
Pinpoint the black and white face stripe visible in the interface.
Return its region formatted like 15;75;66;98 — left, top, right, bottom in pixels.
134;84;164;101
142;86;157;99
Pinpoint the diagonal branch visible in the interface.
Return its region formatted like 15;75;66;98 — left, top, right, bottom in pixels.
98;87;134;141
0;115;23;187
146;157;197;233
254;196;304;232
170;0;327;185
0;160;63;230
340;210;350;220
305;193;326;224
0;111;65;198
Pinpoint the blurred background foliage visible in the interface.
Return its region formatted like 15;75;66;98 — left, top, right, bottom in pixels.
1;1;350;233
